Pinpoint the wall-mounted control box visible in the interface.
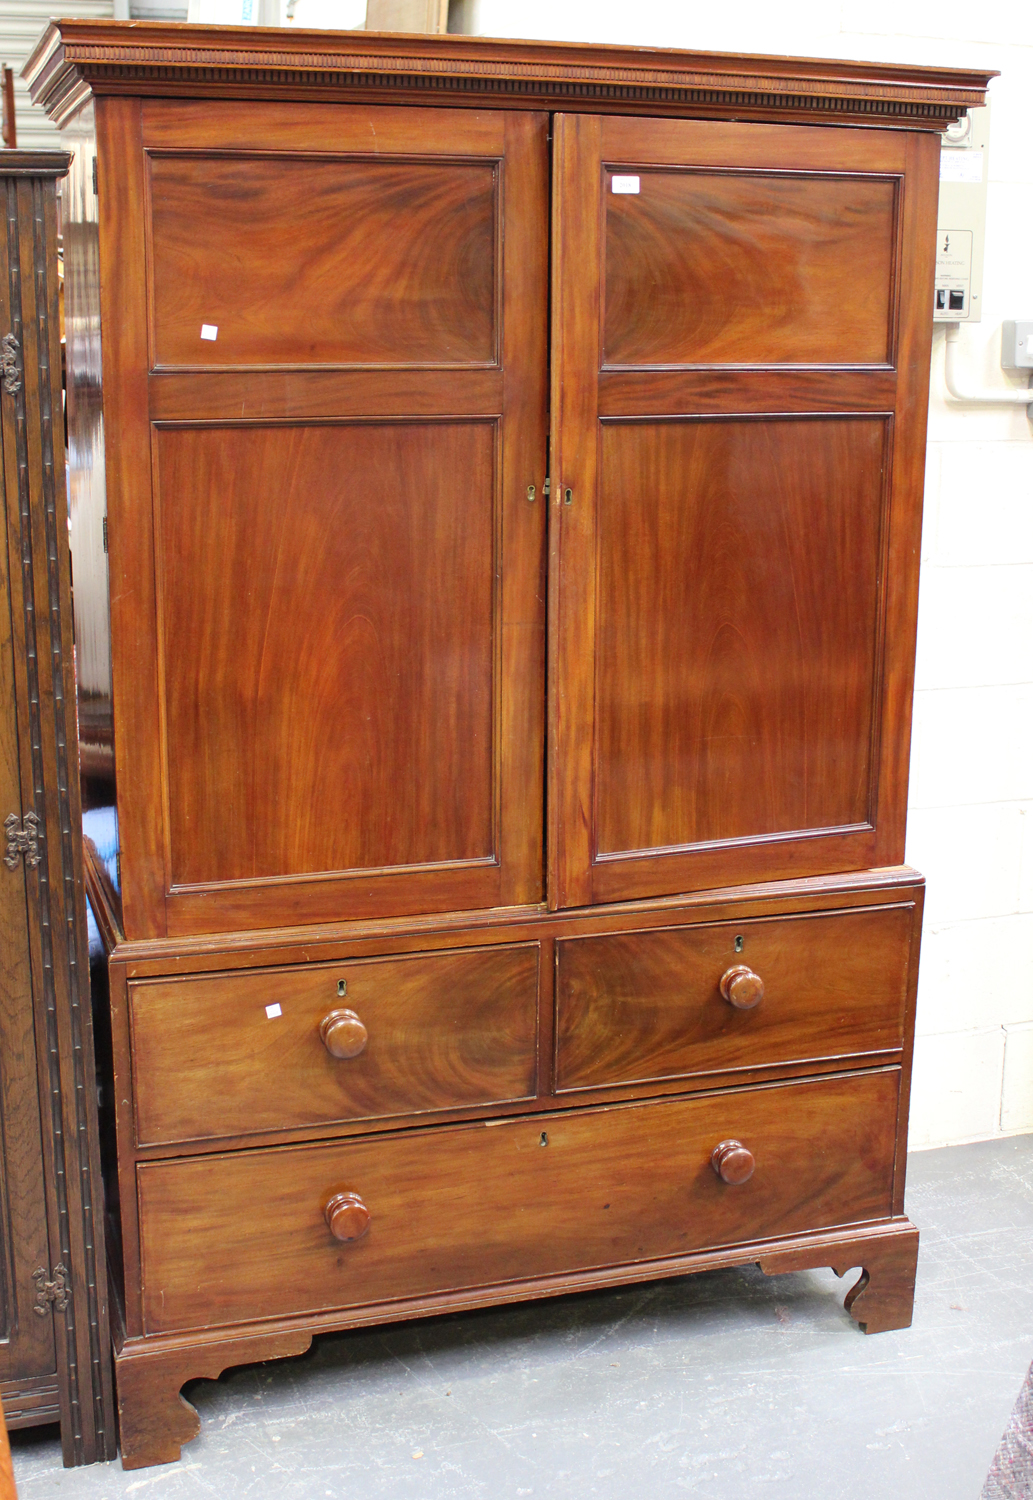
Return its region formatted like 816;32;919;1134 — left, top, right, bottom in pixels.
935;104;989;322
1001;322;1033;370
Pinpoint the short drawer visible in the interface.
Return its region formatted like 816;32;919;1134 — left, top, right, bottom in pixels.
137;1069;899;1334
555;904;914;1093
128;944;539;1146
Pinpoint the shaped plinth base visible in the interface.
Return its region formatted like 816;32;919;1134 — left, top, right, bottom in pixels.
758;1220;919;1334
115;1329;313;1470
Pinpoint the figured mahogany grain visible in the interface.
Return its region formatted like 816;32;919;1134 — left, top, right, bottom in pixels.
129;943;539;1146
555;904;912;1093
603;170;896;367
595;416;886;855
137;1069;899;1334
148;154;497;369
156;420;495;886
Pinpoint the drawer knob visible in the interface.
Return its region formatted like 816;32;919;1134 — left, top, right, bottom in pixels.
324;1191;371;1242
320;1008;368;1059
719;964;764;1010
711;1139;756;1185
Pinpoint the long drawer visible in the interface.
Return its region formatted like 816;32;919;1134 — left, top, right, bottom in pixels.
137;1069;899;1334
555;904;913;1092
128;944;540;1146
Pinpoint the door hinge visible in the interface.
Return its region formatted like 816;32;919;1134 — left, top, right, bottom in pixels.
4;812;40;869
542;477;550;499
102;515;108;554
92;155;98;198
32;1264;69;1316
1;332;19;396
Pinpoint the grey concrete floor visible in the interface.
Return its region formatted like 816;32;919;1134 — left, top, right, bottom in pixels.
11;1134;1033;1499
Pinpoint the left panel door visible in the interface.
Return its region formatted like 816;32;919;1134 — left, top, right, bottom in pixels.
98;100;549;939
0;469;55;1402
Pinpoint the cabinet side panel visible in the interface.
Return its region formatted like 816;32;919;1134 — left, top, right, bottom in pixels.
96;98;167;939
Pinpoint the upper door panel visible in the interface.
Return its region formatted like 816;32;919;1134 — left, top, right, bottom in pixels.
99;100;548;938
549;114;938;910
603;167;897;368
148;152;498;369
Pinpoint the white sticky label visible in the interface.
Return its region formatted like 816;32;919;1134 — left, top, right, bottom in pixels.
611;175;640;194
939;149;983;184
200;324;219;341
265;1003;282;1019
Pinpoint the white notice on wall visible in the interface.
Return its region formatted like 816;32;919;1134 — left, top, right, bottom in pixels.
611;175;640;194
200;324;219;341
940;149;984;184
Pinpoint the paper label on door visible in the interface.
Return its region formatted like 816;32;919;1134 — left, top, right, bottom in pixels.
611;175;640;194
200;324;219;341
265;1003;282;1019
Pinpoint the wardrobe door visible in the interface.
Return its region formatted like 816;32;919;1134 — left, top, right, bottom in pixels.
549;114;938;910
98;101;548;938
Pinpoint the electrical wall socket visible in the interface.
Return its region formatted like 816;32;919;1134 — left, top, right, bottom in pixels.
1001;321;1033;370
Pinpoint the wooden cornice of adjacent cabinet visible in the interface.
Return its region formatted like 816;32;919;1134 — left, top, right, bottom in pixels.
24;20;993;132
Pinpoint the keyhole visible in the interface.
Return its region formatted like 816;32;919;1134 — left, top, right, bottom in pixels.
337;980;347;997
734;935;744;954
540;1132;548;1147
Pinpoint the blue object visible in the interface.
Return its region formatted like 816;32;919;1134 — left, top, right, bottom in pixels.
83;805;118;960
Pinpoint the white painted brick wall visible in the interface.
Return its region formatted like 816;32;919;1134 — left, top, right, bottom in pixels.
455;0;1033;1149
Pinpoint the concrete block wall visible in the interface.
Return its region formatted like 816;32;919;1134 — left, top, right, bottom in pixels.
453;0;1033;1149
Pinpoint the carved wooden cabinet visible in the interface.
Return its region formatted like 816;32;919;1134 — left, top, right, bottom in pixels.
0;150;116;1464
25;22;991;1470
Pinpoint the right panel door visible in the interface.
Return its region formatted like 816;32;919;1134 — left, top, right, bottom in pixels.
549;114;938;910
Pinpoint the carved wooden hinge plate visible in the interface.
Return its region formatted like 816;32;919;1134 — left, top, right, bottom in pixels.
32;1264;69;1316
4;812;41;869
1;333;19;395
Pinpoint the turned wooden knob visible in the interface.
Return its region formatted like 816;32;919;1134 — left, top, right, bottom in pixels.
319;1008;368;1059
711;1140;755;1185
324;1192;371;1241
719;964;764;1010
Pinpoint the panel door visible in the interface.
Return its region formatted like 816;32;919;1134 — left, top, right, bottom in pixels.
549;114;938;909
0;461;55;1389
98;100;548;938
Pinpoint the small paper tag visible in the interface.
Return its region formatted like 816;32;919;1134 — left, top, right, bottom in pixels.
265;1003;282;1019
611;175;640;195
200;324;219;341
939;149;983;184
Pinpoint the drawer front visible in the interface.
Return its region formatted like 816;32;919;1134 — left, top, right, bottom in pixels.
137;1069;899;1334
555;905;913;1093
129;944;539;1146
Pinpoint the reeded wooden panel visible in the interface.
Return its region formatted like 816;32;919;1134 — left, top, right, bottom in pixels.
555;905;911;1092
137;1070;898;1333
148;155;496;368
603;171;896;367
155;420;496;886
130;944;540;1146
595;416;886;856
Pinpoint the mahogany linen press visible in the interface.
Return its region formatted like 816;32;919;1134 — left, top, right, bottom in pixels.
26;21;991;1469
